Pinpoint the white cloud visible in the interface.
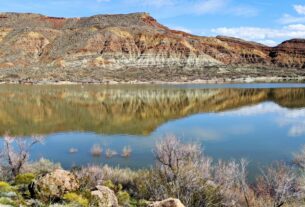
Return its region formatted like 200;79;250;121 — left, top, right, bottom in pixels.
279;5;305;24
229;5;258;17
193;0;228;15
286;23;305;30
209;4;305;45
294;5;305;15
223;102;284;116
171;26;193;34
103;0;256;18
289;125;305;137
279;14;305;24
257;39;277;46
183;127;221;140
96;0;111;2
211;24;305;46
139;0;175;7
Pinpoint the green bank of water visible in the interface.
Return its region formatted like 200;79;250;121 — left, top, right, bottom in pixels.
0;83;305;178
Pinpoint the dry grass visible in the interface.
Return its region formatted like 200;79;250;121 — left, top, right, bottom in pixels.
75;164;140;189
91;144;102;157
121;146;132;158
23;158;62;175
106;148;118;158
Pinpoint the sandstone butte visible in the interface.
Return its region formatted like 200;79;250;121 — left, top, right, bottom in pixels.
0;12;304;83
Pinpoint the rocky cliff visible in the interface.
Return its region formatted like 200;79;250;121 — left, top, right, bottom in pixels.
0;12;304;83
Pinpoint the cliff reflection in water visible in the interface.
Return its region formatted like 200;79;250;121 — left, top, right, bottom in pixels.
0;85;304;136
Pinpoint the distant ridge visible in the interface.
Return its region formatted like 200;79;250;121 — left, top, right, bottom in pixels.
0;12;304;83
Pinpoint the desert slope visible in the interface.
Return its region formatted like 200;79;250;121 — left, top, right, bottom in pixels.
0;12;304;83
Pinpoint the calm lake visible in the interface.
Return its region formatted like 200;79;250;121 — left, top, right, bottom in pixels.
1;83;305;177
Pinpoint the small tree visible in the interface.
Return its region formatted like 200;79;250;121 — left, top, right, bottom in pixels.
0;135;43;179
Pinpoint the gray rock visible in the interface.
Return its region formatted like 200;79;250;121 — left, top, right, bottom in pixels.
35;169;80;199
90;185;119;207
149;198;185;207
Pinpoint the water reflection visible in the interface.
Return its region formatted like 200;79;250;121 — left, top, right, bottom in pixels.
0;85;304;136
222;102;305;137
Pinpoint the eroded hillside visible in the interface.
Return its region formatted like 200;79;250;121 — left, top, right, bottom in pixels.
0;13;304;82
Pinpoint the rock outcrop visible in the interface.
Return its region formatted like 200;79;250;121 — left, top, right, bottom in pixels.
0;12;304;82
34;169;80;199
149;198;185;207
91;185;119;207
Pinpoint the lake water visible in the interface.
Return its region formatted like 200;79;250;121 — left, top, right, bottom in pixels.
0;83;305;177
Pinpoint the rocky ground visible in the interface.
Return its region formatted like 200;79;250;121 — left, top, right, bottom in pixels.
0;12;304;83
0;167;185;207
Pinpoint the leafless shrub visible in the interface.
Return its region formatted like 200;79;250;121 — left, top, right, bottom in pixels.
293;146;305;200
255;162;298;207
91;144;102;157
76;165;104;189
0;135;43;179
106;148;118;158
154;135;202;178
294;145;305;170
144;135;268;207
147;135;222;206
213;159;253;207
121;146;132;158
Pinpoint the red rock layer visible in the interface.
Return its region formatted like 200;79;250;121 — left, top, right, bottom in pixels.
0;12;304;74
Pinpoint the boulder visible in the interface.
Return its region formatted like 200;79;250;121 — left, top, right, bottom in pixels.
149;198;185;207
90;185;119;207
35;169;79;199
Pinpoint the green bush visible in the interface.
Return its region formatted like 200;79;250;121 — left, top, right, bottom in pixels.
103;180;116;191
0;181;13;192
15;173;35;185
103;180;130;205
130;198;150;207
63;192;89;207
0;197;17;207
117;191;130;206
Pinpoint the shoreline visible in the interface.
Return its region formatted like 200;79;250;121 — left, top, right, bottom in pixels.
0;76;304;85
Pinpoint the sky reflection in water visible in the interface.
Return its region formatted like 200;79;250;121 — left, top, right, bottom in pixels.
29;102;305;177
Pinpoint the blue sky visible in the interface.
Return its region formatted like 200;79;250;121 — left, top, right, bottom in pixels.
1;0;305;46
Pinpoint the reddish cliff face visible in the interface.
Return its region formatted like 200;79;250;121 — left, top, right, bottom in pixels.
269;39;305;68
0;12;304;83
